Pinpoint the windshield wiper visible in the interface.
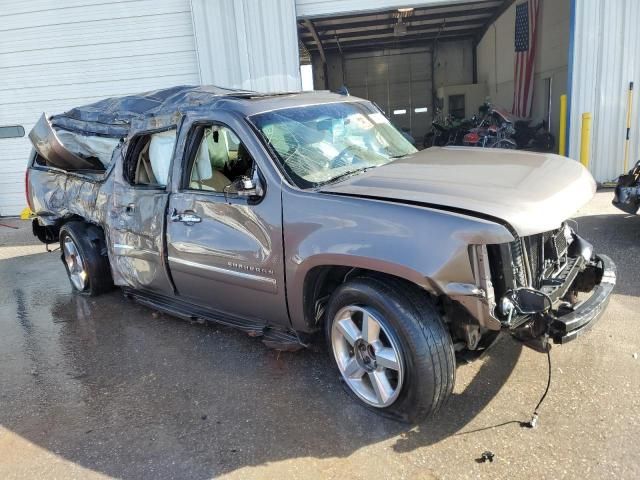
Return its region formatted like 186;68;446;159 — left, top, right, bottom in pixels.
321;166;374;186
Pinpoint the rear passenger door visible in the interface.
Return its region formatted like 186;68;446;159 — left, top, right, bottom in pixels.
165;110;289;329
108;127;176;294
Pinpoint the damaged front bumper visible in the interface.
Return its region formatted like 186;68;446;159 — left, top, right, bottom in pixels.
450;235;616;352
550;255;616;343
506;254;616;347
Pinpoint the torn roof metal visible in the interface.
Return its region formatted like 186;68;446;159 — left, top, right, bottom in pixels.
47;84;355;138
49;85;253;137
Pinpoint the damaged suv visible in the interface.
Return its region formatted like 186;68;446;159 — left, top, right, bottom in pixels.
27;86;616;423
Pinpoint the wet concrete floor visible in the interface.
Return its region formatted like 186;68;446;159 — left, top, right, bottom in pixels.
0;191;639;479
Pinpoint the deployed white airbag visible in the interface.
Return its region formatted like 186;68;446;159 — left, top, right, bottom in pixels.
149;130;177;186
192;137;214;181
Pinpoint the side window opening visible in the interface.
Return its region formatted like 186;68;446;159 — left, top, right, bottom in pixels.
187;125;255;193
126;129;176;187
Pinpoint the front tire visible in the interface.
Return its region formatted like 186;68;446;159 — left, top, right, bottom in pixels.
325;276;455;423
59;221;113;296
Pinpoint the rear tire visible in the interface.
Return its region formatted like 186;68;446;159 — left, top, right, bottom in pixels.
324;276;455;423
59;221;113;296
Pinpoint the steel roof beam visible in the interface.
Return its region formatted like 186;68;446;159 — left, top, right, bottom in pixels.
306;24;484;46
303;19;327;64
306;8;496;33
474;0;517;45
298;0;501;24
306;29;480;52
304;19;485;42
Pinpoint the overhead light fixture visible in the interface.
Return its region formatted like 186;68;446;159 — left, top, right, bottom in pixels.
397;7;414;13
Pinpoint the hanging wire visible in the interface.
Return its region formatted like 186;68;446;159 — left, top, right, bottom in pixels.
526;346;552;428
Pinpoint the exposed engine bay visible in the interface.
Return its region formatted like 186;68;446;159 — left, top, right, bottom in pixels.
485;223;615;350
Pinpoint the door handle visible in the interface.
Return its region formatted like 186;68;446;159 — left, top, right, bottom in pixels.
170;209;201;225
125;203;136;215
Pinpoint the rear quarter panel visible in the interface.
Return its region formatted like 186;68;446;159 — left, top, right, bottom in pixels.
28;165;111;226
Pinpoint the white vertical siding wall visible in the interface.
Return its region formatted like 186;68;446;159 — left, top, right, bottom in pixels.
191;0;300;92
0;0;200;216
568;0;640;182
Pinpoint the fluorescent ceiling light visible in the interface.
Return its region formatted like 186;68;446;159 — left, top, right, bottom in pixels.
393;109;407;115
414;107;428;113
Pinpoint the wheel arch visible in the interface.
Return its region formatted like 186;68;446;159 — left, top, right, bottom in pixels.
294;256;440;333
59;217;108;248
33;213;107;245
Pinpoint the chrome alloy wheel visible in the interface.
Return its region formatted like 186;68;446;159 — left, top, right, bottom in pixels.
63;236;88;291
331;305;404;408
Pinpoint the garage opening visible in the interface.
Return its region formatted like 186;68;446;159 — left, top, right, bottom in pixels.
297;0;570;152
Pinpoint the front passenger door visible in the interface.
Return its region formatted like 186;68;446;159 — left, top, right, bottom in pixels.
166;112;289;329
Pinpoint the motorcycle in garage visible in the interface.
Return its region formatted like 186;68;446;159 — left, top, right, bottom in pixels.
462;104;517;149
423;109;478;148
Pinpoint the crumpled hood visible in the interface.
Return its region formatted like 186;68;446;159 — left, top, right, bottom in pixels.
320;147;596;236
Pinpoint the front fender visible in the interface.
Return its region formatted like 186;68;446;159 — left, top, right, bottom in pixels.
283;188;513;331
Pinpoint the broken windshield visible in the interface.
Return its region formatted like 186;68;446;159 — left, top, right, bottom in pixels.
249;101;417;188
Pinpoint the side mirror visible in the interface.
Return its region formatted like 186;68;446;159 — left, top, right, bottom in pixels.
226;175;264;199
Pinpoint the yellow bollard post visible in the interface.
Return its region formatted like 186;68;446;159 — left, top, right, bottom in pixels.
580;112;592;168
623;81;633;172
558;94;567;156
19;207;33;220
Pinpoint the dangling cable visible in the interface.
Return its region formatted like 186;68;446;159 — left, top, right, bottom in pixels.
526;347;552;428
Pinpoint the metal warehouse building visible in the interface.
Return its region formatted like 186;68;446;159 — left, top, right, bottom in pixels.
1;0;639;216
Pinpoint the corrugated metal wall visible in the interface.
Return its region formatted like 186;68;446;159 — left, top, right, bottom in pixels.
191;0;300;92
569;0;640;182
0;0;200;216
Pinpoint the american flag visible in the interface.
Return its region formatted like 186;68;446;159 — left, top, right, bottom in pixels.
512;0;540;118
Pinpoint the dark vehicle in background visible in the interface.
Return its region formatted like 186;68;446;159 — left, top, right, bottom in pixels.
26;86;615;424
613;160;640;214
